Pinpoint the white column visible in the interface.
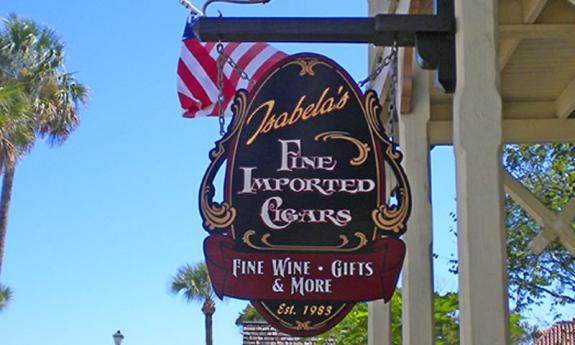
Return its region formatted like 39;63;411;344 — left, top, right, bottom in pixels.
398;62;435;345
368;300;392;345
454;0;510;344
367;0;395;343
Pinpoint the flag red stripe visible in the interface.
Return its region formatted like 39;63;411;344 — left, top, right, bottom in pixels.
227;43;268;92
221;43;240;99
177;15;287;118
203;42;216;52
185;40;221;89
207;43;242;116
177;59;212;110
177;92;197;111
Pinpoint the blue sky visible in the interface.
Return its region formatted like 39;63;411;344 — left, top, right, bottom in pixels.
0;1;465;344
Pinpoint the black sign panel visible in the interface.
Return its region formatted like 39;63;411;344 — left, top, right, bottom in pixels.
200;54;411;336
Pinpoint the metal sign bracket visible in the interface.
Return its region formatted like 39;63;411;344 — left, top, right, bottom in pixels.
195;0;456;92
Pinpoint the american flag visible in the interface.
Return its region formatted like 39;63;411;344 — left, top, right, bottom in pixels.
177;14;288;118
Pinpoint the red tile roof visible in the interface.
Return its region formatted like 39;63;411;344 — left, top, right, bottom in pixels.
241;321;335;345
536;319;575;345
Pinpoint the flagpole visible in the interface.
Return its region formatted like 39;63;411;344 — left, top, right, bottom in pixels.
202;0;271;15
179;0;204;16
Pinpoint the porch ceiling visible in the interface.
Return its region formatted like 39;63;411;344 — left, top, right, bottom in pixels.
422;0;575;144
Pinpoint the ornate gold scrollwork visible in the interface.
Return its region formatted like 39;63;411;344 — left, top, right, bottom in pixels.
242;230;368;252
315;131;371;166
285;58;331;76
294;321;312;330
363;90;412;235
200;186;236;231
372;186;410;233
199;91;251;233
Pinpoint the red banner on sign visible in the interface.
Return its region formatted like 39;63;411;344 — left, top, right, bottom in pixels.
204;235;405;302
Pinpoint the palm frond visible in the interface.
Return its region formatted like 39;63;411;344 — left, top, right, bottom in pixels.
170;262;215;304
0;14;88;153
0;283;13;312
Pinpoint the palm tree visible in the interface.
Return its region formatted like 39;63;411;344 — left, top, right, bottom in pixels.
171;262;216;345
0;82;33;282
0;283;12;312
0;14;88;278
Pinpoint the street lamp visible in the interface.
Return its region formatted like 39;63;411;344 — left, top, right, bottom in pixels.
113;330;124;345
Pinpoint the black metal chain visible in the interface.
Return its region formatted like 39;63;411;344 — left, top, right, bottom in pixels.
216;44;254;84
216;43;226;136
387;45;399;140
358;43;399;139
358;43;398;88
215;42;254;136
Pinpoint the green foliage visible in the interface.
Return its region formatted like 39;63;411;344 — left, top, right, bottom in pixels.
0;14;89;155
313;290;530;345
434;292;459;345
243;291;459;345
503;144;575;316
0;283;11;311
235;304;264;326
170;262;215;304
446;143;574;320
315;291;458;345
0;82;33;164
323;303;369;345
0;14;89;285
170;262;217;345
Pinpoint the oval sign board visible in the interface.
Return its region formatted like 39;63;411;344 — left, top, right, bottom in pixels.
200;54;411;336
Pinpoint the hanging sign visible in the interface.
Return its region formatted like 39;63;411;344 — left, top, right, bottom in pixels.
200;53;411;337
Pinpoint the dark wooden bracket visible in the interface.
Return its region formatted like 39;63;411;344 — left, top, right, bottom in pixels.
195;0;455;93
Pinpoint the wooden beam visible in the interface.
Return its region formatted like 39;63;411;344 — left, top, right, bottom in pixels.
498;39;521;71
399;0;420;114
556;198;575;252
400;49;414;113
503;171;548;226
499;24;575;39
503;172;575;255
522;0;548;23
432;101;557;120
498;0;547;71
556;77;575;119
529;230;558;253
429;119;575;144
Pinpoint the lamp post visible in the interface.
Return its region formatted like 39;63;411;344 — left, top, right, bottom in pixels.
113;330;124;345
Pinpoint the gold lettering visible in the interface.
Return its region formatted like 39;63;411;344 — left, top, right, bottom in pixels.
288;96;306;125
246;100;275;145
245;85;349;145
312;88;330;117
320;97;335;114
336;92;349;109
302;103;315;120
275;112;289;129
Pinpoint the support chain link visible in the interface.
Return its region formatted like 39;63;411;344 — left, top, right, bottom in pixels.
387;44;399;140
216;43;226;136
216;43;254;83
358;43;399;139
358;43;398;88
215;42;254;136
